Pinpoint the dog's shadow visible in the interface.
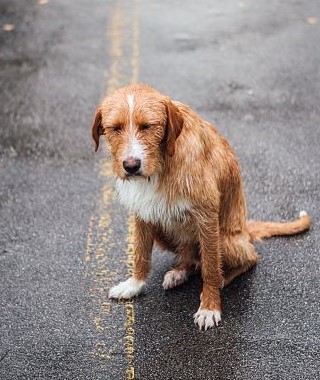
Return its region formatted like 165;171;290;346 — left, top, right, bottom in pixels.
134;249;258;379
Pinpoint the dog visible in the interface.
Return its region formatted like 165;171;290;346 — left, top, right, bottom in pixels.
91;83;311;330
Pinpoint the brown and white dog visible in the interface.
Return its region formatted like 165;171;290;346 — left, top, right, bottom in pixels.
92;84;311;330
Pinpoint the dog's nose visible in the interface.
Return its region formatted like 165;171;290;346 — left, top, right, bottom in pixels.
123;157;141;174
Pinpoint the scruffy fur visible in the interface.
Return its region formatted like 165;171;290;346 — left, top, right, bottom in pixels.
92;84;311;330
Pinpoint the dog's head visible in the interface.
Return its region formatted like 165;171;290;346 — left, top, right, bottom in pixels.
92;84;184;179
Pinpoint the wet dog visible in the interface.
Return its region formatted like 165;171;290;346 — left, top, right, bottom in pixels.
92;84;311;330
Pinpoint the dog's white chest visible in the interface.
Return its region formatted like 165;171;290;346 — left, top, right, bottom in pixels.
116;177;190;226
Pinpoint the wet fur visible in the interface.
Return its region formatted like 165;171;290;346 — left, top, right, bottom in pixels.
92;83;311;329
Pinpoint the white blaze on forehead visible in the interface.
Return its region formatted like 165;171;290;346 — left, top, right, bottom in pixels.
123;93;146;164
126;93;135;132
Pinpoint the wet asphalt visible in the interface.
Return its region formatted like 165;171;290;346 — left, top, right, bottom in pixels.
0;0;319;379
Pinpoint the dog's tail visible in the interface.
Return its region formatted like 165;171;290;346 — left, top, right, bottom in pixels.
247;211;311;242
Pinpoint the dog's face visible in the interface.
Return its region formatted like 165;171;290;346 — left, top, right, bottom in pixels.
92;84;183;179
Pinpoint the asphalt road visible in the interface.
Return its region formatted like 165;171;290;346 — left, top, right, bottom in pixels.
0;0;319;379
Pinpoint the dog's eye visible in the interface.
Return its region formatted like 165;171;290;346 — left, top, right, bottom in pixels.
140;124;152;131
112;125;123;134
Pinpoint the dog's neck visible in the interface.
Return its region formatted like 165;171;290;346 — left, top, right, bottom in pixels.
115;175;191;227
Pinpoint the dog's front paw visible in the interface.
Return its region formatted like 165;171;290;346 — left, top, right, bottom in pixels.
193;308;221;330
162;269;188;290
108;277;146;300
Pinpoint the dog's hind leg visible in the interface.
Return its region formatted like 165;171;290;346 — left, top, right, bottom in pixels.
162;244;199;290
223;259;258;287
221;233;259;287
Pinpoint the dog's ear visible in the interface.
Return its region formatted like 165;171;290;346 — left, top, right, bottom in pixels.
165;99;184;157
91;107;103;152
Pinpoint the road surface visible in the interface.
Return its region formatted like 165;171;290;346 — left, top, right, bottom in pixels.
0;0;319;379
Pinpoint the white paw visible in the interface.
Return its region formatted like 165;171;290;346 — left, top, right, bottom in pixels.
108;277;146;300
299;210;308;217
162;269;188;290
193;308;221;330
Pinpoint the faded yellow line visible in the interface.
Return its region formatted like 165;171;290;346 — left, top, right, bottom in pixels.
84;215;94;264
86;161;116;361
84;0;124;365
123;216;136;379
106;0;124;95
131;0;140;85
84;0;141;378
124;1;141;377
124;1;141;378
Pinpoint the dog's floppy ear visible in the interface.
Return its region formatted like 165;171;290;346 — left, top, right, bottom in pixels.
91;107;103;152
164;99;184;157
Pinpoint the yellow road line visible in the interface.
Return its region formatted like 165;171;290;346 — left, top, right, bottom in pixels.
84;0;140;378
84;0;124;365
123;216;136;379
124;1;140;377
131;0;140;85
106;0;124;95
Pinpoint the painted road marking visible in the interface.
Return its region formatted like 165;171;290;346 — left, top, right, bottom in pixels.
84;1;140;379
131;0;140;85
123;215;136;379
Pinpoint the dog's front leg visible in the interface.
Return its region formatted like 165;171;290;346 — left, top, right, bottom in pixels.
193;210;223;330
108;215;154;300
